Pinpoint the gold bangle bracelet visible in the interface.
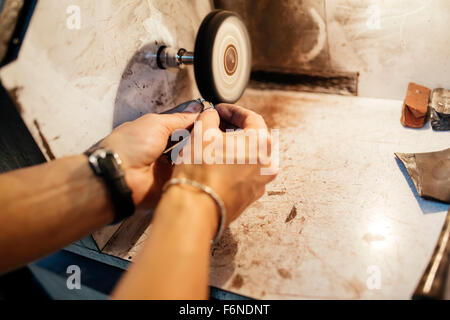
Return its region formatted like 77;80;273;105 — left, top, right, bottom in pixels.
162;178;226;244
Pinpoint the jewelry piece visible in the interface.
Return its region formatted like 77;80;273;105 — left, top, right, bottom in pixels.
162;178;226;244
198;99;215;112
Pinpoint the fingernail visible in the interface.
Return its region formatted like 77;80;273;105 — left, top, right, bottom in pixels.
183;102;202;113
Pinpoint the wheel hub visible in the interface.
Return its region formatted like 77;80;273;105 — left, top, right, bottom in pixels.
224;44;238;76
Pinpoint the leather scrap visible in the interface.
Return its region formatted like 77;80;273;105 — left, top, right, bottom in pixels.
400;82;431;128
430;88;450;131
396;148;450;204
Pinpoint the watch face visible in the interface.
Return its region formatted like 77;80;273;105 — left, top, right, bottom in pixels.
99;151;124;176
87;148;122;175
113;153;122;166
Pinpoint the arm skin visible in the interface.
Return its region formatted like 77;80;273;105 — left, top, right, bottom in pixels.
0;155;115;274
112;106;276;300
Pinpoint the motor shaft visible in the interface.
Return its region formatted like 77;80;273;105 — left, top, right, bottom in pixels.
157;47;194;69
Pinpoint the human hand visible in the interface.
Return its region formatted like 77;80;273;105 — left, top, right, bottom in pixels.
99;103;202;207
171;104;278;225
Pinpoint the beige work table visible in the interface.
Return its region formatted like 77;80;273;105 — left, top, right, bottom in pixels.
2;0;449;300
78;88;450;300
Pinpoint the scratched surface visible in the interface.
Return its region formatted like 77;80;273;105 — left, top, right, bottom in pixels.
214;0;329;73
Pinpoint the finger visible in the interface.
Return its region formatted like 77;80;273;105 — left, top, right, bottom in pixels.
146;112;198;136
196;108;220;132
215;104;267;130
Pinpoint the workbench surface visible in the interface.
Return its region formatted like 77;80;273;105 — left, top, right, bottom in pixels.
3;67;450;298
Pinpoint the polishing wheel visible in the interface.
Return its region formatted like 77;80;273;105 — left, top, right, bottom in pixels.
194;10;251;104
150;10;252;104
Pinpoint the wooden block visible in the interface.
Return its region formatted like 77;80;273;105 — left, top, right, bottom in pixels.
401;82;431;128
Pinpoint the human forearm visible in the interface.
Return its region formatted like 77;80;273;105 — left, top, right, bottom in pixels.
112;184;218;300
112;105;276;300
0;111;200;276
0;155;114;273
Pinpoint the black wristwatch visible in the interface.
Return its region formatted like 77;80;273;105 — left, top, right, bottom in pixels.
85;147;135;224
